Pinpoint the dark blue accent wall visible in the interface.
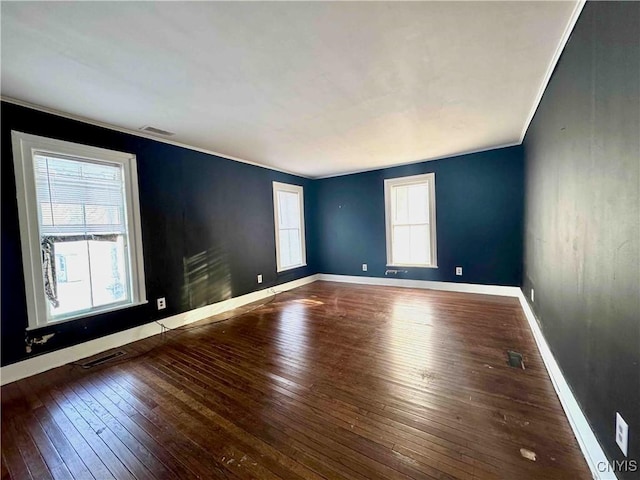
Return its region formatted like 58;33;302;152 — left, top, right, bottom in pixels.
1;101;318;366
315;146;524;286
522;2;639;475
1;100;524;368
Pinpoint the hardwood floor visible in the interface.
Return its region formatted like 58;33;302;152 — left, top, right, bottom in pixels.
1;281;591;479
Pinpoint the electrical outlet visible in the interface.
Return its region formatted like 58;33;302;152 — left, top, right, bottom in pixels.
616;412;629;456
157;297;166;310
531;288;535;302
455;266;462;276
257;274;263;284
362;263;368;272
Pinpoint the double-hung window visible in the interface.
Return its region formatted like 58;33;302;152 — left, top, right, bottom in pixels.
11;131;146;329
384;173;437;268
273;182;306;272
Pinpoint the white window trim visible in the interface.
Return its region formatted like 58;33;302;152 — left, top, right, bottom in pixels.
384;172;438;268
272;181;307;272
11;131;147;330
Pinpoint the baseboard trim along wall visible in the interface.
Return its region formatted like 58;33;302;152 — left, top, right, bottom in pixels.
0;272;611;480
318;273;522;297
516;290;615;480
0;274;319;386
319;273;611;480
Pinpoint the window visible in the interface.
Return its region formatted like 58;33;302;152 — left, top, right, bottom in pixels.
384;173;437;268
273;182;306;272
11;131;146;329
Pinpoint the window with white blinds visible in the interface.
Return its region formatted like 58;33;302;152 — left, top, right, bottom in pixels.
35;155;126;236
273;182;306;272
384;173;437;268
12;131;146;329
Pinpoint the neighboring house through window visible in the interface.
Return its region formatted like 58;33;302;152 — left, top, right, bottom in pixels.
11;131;146;329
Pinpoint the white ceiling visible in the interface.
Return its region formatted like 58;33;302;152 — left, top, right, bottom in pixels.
2;1;580;178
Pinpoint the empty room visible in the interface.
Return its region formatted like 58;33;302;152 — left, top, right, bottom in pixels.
1;1;638;479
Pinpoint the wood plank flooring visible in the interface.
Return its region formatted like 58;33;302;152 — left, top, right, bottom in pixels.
1;281;591;479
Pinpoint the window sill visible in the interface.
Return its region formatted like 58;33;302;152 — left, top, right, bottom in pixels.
26;300;149;332
277;263;307;273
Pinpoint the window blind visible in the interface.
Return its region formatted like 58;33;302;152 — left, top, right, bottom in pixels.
34;154;126;237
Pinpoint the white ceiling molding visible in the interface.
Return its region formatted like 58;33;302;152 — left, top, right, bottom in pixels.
1;2;582;177
3;94;520;181
1;96;309;178
315;140;521;179
519;0;587;143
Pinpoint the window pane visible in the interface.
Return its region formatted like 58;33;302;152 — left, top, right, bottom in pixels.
409;224;430;265
278;228;303;268
277;191;300;229
35;155;126;236
89;236;129;307
392;225;411;264
408;184;429;223
287;229;302;266
48;240;92;317
394;185;409;223
40;203;84;227
279;227;292;268
46;236;129;317
392;225;430;265
85;204;123;227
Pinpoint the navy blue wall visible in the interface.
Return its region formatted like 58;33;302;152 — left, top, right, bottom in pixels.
522;2;639;474
1;101;524;367
315;146;524;286
1;101;318;366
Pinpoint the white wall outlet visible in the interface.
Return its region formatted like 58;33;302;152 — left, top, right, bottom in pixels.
531;288;535;302
257;274;263;284
455;266;462;276
157;297;166;310
362;263;368;272
616;412;629;456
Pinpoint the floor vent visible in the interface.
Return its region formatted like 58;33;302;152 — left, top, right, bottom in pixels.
507;350;525;369
79;350;126;369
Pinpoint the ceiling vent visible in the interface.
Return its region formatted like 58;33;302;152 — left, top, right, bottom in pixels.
139;125;175;136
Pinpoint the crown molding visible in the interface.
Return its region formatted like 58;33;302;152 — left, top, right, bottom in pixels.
1;96;310;179
315;141;522;179
519;0;586;143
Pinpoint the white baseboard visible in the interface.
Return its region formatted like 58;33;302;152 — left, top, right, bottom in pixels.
319;273;611;479
0;274;319;386
0;271;612;480
516;290;615;480
318;273;521;297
